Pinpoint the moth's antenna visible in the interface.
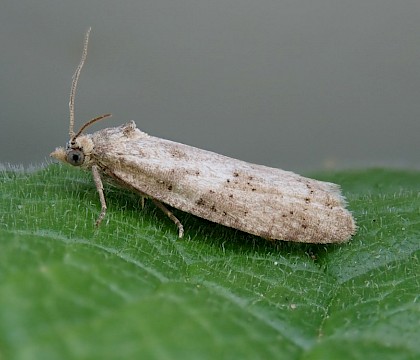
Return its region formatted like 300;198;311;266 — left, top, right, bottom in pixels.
72;113;112;141
69;27;91;138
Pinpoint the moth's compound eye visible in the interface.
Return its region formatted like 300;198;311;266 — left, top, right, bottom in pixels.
66;149;85;166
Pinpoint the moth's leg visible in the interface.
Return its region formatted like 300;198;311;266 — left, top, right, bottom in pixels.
151;199;184;238
92;165;107;226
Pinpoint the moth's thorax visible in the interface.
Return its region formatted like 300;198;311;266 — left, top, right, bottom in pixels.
70;134;93;152
90;121;148;145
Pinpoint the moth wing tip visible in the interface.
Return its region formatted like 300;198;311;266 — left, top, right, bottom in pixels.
335;210;358;243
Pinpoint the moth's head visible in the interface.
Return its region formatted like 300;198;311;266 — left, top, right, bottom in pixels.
50;134;94;168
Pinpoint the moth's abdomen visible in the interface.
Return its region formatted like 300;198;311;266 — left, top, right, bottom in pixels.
181;176;355;243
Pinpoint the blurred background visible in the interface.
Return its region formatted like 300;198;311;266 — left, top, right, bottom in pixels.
1;0;419;172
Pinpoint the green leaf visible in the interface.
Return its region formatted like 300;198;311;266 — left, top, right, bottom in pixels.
0;165;419;359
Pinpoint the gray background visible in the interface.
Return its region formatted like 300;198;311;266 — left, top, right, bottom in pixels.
1;0;419;172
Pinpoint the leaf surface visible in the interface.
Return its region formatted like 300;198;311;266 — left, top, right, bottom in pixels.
0;166;419;359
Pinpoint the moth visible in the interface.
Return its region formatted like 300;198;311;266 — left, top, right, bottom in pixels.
51;28;356;243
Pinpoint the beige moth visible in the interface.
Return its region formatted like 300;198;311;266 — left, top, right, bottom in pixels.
51;28;356;244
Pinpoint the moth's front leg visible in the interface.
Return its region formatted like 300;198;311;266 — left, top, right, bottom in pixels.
92;165;107;226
